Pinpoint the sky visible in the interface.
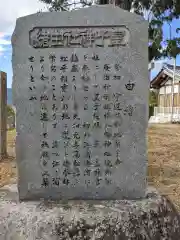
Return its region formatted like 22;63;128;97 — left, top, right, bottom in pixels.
0;0;180;88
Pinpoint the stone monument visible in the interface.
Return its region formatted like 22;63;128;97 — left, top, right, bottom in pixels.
12;5;148;201
0;5;178;240
0;71;7;160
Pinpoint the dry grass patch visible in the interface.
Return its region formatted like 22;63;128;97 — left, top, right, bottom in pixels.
0;129;16;187
148;124;180;210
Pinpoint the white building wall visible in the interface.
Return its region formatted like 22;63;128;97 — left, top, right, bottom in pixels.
165;80;172;85
159;85;179;94
174;85;179;93
159;86;165;94
166;86;171;94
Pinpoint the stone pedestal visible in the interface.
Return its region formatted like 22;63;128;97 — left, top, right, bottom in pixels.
0;185;179;240
0;71;7;160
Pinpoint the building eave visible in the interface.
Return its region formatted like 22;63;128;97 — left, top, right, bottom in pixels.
150;70;168;89
150;64;180;89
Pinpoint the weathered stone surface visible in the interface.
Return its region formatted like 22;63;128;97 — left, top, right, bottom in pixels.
12;5;148;200
0;185;179;240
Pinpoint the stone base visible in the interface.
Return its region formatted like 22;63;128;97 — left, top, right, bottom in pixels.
0;185;180;240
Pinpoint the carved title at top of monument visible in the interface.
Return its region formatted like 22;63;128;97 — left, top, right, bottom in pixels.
29;26;130;48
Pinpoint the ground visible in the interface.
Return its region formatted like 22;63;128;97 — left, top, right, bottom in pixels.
1;125;180;210
148;124;180;210
0;129;16;187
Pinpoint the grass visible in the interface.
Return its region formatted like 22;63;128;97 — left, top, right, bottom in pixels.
148;124;180;210
1;125;180;210
0;129;16;187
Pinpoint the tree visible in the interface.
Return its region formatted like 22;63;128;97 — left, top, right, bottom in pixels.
149;90;158;107
39;0;92;11
39;0;180;62
149;90;158;118
100;0;180;61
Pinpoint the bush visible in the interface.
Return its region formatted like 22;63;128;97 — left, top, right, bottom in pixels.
149;105;154;119
7;105;15;118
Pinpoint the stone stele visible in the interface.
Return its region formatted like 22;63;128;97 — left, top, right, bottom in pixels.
0;185;180;240
12;5;149;200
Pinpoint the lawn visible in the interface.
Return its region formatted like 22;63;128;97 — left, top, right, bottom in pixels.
1;125;180;209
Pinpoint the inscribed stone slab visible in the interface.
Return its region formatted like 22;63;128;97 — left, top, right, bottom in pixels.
12;5;149;200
